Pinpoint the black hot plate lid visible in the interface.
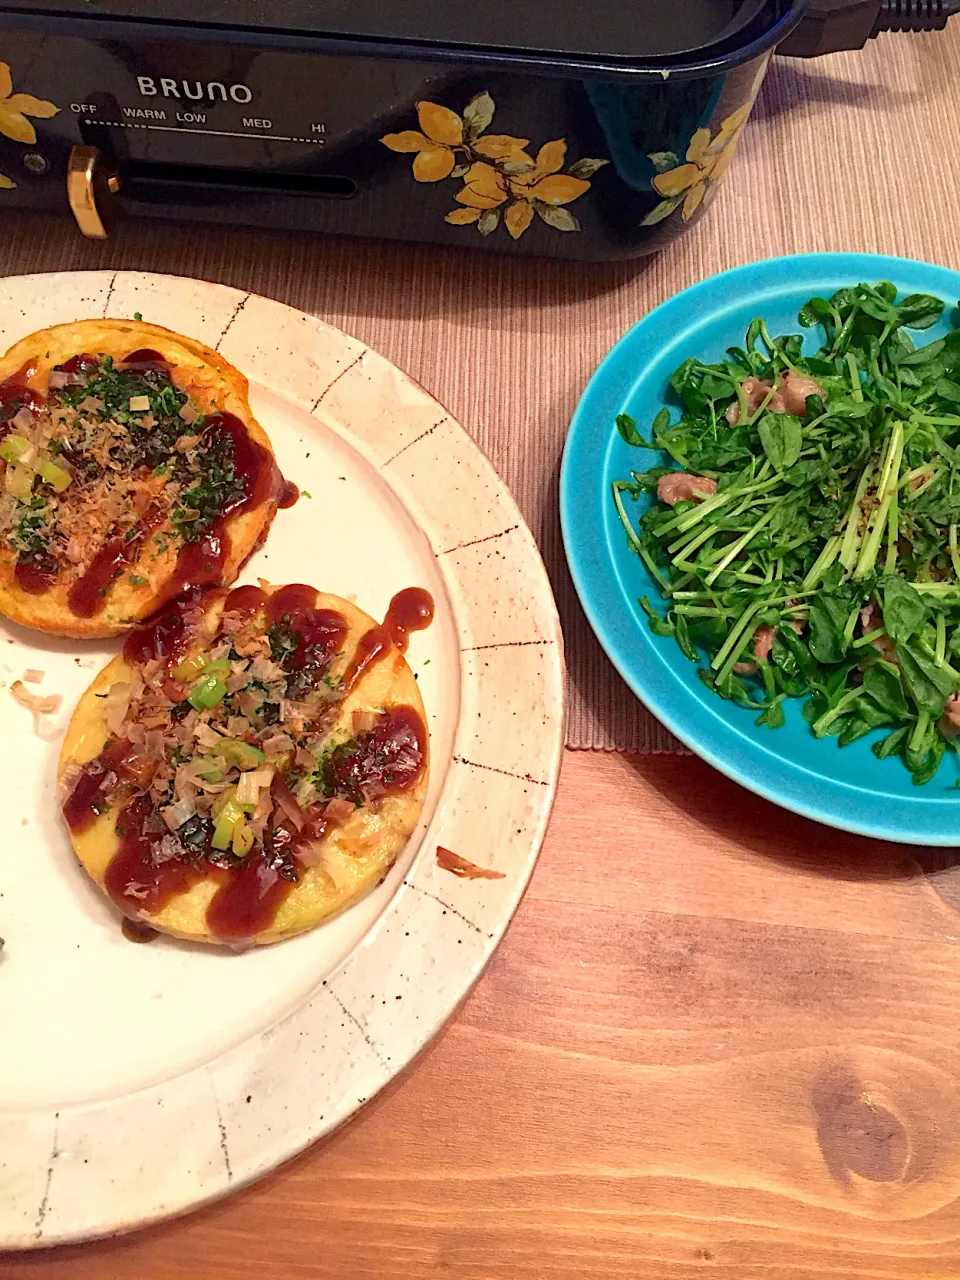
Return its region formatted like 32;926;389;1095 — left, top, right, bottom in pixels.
0;0;800;64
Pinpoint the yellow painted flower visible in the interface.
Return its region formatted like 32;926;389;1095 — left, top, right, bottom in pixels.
381;100;465;183
472;134;533;165
651;127;714;219
643;100;754;226
453;162;508;210
383;92;608;240
447;142;595;239
704;101;752;181
0;60;57;147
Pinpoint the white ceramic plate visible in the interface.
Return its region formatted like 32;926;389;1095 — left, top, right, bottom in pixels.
0;271;564;1248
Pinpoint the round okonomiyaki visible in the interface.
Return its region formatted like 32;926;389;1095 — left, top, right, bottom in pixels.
0;318;285;638
59;581;432;946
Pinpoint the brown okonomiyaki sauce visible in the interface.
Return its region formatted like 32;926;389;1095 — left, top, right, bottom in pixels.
0;360;44;431
341;587;435;692
121;918;159;944
64;583;434;941
383;587;434;654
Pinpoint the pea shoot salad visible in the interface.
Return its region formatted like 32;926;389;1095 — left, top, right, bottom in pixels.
613;281;960;786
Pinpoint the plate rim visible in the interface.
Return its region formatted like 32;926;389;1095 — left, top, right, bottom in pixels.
561;250;960;845
0;269;565;1248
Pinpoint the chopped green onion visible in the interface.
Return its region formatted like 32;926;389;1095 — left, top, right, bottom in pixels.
212;798;246;850
36;459;72;492
187;673;228;711
173;653;231;682
232;819;255;856
235;766;273;806
212;786;237;821
173;652;208;682
0;434;29;463
4;462;34;502
219;739;266;770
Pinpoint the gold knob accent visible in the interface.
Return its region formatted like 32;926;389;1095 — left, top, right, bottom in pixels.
67;145;121;239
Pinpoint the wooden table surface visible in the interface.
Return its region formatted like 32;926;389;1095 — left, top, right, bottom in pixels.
9;751;960;1279
6;21;960;1280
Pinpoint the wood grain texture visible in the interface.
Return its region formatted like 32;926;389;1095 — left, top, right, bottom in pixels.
7;750;960;1279
1;31;958;746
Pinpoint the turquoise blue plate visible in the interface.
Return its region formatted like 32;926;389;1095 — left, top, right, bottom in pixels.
561;252;960;844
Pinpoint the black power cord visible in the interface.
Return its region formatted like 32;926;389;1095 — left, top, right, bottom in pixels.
778;0;960;55
874;0;960;31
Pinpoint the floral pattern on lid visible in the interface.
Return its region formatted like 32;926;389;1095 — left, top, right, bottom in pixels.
382;92;608;241
0;60;58;189
642;100;753;226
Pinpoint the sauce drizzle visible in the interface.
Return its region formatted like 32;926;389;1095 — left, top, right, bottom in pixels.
122;593;194;667
67;505;164;618
103;792;203;916
341;627;390;693
221;582;267;620
0;361;43;430
14;557;58;595
342;587;435;691
383;587;435;654
121;918;159;944
57;353;98;376
120;348;173;374
278;480;299;509
326;705;427;802
150;412;283;612
204;849;293;941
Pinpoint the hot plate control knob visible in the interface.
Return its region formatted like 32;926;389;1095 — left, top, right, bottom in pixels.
66;145;121;240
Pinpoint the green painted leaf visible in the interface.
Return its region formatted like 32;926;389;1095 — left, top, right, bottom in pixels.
477;207;500;236
536;204;580;232
641;196;681;226
462;91;495;141
567;157;609;180
648;151;679;173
